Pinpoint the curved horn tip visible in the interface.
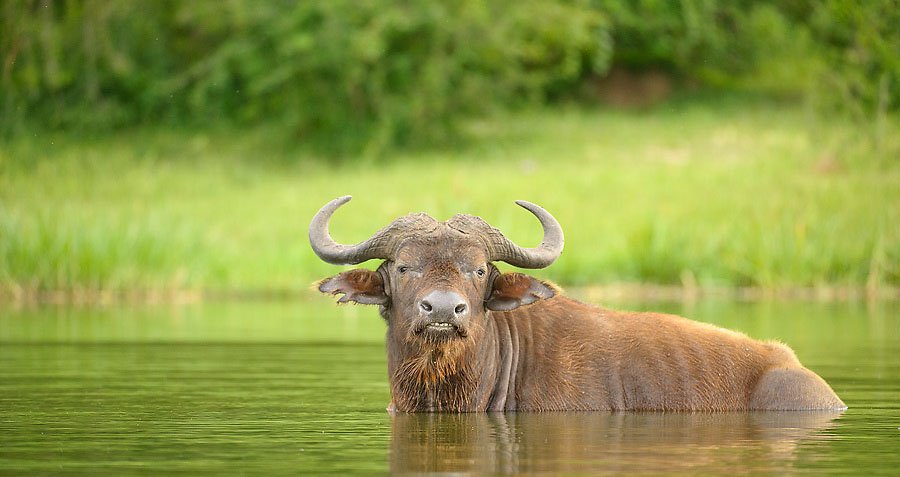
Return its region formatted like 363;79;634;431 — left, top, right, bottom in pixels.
514;199;540;211
507;199;565;267
332;195;353;206
515;200;557;218
313;196;353;217
309;195;357;265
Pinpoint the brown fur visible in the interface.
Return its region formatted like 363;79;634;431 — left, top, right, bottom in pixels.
317;219;845;412
391;352;479;412
491;296;845;411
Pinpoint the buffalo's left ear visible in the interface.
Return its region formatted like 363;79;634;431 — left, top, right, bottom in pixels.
486;272;556;311
318;269;388;305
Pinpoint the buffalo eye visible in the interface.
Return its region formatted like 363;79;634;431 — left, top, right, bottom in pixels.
397;265;409;274
475;268;486;278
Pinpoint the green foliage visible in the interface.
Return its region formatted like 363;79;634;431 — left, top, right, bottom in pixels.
596;0;900;122
1;1;897;154
1;0;609;154
596;0;799;80
807;0;900;123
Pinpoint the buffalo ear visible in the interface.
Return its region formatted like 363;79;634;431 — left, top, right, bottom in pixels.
318;269;388;305
485;272;556;311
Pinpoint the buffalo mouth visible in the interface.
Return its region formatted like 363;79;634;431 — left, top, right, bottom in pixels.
416;321;467;340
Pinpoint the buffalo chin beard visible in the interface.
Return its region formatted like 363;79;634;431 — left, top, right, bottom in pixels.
391;333;479;412
415;322;467;343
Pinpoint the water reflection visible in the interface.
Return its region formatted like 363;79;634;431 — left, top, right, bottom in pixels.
3;300;896;474
390;411;843;474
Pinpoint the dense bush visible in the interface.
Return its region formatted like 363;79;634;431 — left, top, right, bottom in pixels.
597;0;899;120
0;0;610;154
807;0;899;122
1;0;896;153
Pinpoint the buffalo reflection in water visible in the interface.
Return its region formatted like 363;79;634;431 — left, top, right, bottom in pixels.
389;411;842;474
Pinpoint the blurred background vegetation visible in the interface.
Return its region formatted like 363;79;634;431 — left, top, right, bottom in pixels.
3;0;898;150
0;0;898;301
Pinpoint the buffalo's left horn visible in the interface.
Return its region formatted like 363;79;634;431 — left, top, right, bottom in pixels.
308;196;394;265
488;200;564;269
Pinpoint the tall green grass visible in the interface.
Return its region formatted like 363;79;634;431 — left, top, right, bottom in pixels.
1;99;897;300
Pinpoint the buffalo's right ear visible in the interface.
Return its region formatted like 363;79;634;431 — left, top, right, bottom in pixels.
318;269;388;305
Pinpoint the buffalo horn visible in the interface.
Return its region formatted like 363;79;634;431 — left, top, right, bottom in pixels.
486;200;564;269
310;196;563;268
308;196;394;265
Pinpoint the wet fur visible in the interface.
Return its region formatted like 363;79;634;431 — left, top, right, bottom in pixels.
487;296;839;411
388;293;845;412
391;348;480;412
317;224;844;412
388;298;485;412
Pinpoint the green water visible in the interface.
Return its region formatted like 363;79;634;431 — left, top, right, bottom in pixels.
1;298;898;475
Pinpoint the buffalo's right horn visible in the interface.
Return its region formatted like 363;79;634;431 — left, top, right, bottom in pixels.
308;196;393;265
309;196;438;265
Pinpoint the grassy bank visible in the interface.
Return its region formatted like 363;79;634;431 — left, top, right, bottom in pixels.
1;99;897;302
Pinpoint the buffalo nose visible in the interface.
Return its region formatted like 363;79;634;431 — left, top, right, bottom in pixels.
419;290;468;318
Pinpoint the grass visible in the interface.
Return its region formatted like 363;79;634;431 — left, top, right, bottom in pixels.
1;98;898;302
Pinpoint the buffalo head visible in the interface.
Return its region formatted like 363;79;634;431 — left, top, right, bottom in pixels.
310;196;562;355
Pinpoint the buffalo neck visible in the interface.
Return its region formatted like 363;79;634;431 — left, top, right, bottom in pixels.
484;310;524;411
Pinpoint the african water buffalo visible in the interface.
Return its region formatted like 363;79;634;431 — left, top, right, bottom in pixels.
310;196;845;412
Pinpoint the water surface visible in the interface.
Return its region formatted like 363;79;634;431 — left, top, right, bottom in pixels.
1;298;898;475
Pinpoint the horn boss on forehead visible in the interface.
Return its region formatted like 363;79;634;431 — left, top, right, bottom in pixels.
308;196;564;267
